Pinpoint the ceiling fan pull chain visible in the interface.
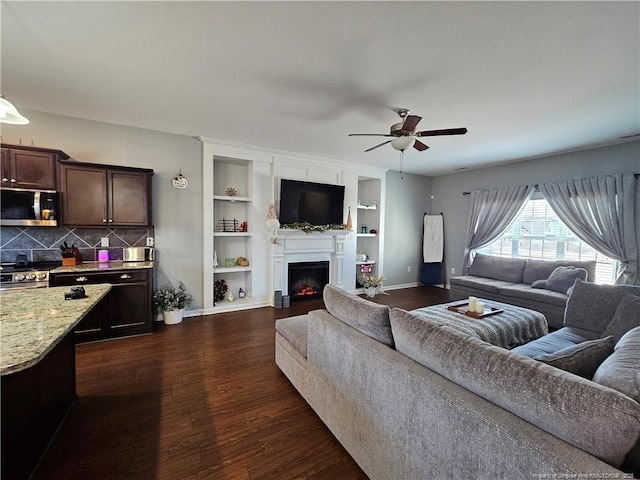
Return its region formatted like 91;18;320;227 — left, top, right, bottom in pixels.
399;151;404;180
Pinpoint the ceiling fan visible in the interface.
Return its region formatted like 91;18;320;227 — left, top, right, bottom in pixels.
349;108;467;152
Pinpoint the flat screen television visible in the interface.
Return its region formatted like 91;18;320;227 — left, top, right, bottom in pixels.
279;179;345;225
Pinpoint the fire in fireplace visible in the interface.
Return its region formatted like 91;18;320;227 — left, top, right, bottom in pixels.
288;261;329;301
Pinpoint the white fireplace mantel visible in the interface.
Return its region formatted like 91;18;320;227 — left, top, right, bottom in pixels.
273;229;350;296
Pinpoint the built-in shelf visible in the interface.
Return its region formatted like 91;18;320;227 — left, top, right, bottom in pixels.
214;266;252;273
355;260;376;265
213;195;253;202
357;233;377;238
213;232;253;237
357;204;377;210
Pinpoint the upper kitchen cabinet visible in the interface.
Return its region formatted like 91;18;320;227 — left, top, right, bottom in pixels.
1;144;69;190
58;161;153;227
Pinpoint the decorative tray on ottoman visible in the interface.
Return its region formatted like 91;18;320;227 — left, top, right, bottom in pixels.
447;302;503;319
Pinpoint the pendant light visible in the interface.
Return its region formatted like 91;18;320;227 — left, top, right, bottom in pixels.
0;94;29;125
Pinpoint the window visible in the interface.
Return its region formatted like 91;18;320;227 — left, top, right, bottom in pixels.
477;195;617;284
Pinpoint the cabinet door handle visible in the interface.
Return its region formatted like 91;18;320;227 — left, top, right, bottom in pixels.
1;177;7;182
10;178;16;183
102;219;107;223
76;277;88;282
108;219;113;223
120;274;131;279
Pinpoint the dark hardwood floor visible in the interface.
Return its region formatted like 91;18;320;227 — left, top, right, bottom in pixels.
33;286;450;480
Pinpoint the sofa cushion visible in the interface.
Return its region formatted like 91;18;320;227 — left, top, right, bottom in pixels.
449;275;516;294
389;307;640;468
498;284;568;307
522;259;596;285
512;326;600;358
468;253;526;283
533;336;615;378
601;293;640;343
537;266;588;294
275;314;309;358
593;327;640;402
564;279;640;334
323;284;394;347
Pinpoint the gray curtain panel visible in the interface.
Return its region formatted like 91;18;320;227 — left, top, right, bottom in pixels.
540;173;638;285
463;185;535;272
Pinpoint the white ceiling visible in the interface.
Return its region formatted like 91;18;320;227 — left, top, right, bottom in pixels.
2;1;638;176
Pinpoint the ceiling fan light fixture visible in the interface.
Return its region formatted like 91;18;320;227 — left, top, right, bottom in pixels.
0;94;29;125
391;136;415;151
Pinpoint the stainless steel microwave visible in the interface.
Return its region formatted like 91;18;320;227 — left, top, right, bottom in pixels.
0;188;59;226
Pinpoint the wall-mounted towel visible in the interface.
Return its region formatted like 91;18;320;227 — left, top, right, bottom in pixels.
423;214;444;263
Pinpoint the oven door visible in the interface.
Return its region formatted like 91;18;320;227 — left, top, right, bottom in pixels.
0;188;58;226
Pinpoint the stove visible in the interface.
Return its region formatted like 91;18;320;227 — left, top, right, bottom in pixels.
0;261;60;290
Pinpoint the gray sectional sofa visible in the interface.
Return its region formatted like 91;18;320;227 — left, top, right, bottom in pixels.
275;283;640;480
449;253;597;329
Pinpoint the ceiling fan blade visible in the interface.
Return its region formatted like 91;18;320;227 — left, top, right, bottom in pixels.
364;140;392;152
413;140;429;151
348;133;394;137
402;115;422;132
416;127;468;137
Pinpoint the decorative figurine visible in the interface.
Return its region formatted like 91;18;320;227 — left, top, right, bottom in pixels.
265;201;280;243
225;187;238;197
227;291;235;302
238;288;246;299
213;250;218;268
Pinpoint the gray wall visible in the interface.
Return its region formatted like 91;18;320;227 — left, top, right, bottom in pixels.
383;170;432;286
2;110;204;310
431;141;640;285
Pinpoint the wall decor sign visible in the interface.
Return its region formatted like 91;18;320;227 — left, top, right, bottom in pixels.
172;170;189;189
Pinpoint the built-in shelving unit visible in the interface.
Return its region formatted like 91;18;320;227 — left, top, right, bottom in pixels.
355;178;382;289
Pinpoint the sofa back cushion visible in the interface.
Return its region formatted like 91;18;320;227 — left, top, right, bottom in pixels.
523;259;596;285
601;293;640;343
390;307;640;467
468;253;526;283
323;284;394;347
564;279;640;334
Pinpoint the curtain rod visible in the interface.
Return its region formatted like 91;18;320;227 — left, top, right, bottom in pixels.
463;174;640;195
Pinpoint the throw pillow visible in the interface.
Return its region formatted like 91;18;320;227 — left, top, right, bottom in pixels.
534;336;615;378
601;293;640;343
544;266;588;294
593;327;640;402
531;279;547;289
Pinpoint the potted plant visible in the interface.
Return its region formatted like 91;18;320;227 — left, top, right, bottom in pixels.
153;282;193;325
360;274;388;298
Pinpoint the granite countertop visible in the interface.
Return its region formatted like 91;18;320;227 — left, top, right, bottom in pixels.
0;284;111;376
50;261;154;274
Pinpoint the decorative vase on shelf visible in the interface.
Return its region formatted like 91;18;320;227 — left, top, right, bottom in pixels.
162;308;185;325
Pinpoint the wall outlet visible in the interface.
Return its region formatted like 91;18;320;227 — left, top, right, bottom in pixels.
407;265;411;272
451;267;456;275
100;237;109;247
146;237;154;247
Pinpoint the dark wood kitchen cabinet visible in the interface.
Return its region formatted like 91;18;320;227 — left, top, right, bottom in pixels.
50;268;153;342
1;144;69;190
58;161;153;227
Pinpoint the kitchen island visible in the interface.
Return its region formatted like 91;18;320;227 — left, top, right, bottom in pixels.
1;284;111;480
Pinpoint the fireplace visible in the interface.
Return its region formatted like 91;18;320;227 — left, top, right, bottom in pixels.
288;261;329;301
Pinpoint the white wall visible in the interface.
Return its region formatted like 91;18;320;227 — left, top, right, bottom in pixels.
431;141;640;285
2;110;204;310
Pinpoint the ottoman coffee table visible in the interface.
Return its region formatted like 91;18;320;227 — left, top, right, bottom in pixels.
410;300;548;349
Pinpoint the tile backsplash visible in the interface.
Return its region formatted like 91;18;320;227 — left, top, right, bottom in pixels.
0;226;154;264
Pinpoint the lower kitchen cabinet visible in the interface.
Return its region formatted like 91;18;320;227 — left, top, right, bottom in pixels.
50;268;152;342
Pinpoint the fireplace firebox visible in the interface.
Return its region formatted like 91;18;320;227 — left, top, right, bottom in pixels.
288;261;329;301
